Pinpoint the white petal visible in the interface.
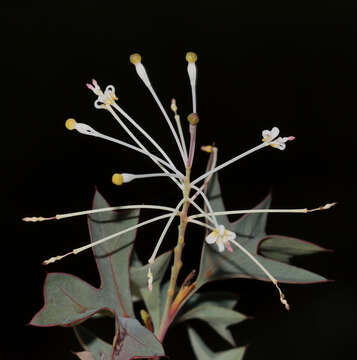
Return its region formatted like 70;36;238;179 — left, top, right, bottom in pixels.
218;225;225;236
226;231;236;241
262;129;271;139
270;127;280;139
271;138;286;150
205;232;217;244
216;239;225;252
105;85;115;93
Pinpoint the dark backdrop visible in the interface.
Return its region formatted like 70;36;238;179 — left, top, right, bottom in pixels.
1;1;356;359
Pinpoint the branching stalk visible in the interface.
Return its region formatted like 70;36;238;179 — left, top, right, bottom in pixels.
157;167;192;340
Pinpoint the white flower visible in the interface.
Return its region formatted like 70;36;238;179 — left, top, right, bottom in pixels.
262;127;280;143
270;136;296;150
86;79;118;109
262;127;295;150
205;225;236;252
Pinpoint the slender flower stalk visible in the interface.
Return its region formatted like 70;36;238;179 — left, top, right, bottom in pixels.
106;98;183;188
191;127;295;186
86;80;184;188
23;204;177;223
187;199;216;226
188;202;337;220
129;54;187;165
190;184;219;228
229;238;290;310
112;172;183;186
64;119;184;184
191;141;267;186
42;212;179;265
148;199;185;265
111;100;179;173
171;99;188;161
188;218;215;231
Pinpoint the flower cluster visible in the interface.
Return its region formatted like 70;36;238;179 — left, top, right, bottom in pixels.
24;52;336;311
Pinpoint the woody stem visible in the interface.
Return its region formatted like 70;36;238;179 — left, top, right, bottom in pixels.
157;167;191;341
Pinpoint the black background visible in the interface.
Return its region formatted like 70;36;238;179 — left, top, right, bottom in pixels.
1;1;356;359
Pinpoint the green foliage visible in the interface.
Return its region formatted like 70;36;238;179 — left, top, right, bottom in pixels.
177;292;246;345
74;326;112;360
30;179;329;359
195;173;327;288
31;191;164;360
259;235;328;262
130;250;173;331
188;327;246;360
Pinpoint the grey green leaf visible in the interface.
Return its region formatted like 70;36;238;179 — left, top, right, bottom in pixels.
259;235;328;262
188;327;246;360
112;317;164;360
74;325;112;360
31;191;164;360
178;304;246;345
195;174;327;289
130;250;172;331
31;190;140;326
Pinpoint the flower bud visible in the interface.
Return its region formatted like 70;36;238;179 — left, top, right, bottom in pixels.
187;113;199;125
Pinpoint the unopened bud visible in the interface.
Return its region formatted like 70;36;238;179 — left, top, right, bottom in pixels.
130;53;142;64
187;113;199;125
112;173;124;186
65;118;77;130
186;52;198;63
201;145;213;153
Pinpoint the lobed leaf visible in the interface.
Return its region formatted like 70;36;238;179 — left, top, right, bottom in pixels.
259;235;328;262
195;173;328;289
74;326;112;360
177;292;243;345
31;191;164;359
112;317;164;360
178;305;246;345
31;191;140;326
188;327;246;360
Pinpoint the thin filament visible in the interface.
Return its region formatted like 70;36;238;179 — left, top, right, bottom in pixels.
174;115;188;161
24;205;177;223
43;212;178;265
229;238;290;310
188;218;215;231
111;102;179;173
190;185;219;228
191;142;267;186
146;86;187;165
188;204;337;220
188;199;216;226
148;199;184;264
107;106;184;188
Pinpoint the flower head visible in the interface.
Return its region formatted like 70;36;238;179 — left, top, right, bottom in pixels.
262;127;295;150
270;136;296;150
262;127;280;143
86;79;118;109
205;225;236;252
